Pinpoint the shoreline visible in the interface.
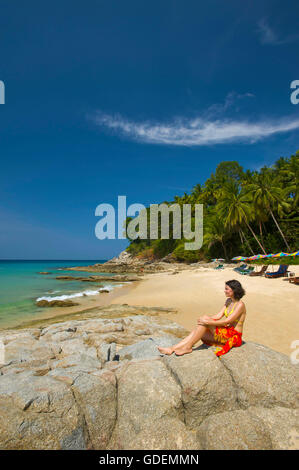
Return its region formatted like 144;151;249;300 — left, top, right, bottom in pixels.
0;282;139;331
1;262;298;451
1;262;298;357
110;265;299;356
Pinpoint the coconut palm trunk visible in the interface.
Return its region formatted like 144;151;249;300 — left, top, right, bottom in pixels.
259;221;265;249
269;208;291;252
245;222;266;254
221;239;228;260
240;228;255;255
239;230;243;244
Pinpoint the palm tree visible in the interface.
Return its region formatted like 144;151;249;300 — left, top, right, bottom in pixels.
190;183;202;202
218;182;267;254
201;177;219;206
246;171;291;251
203;214;229;260
239;227;255;256
280;153;299;209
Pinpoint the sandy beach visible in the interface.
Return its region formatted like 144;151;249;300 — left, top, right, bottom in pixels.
9;264;299;356
107;265;299;356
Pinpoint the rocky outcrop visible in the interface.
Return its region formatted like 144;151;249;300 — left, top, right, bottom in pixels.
36;299;80;308
64;251;234;274
65;250;193;274
160;253;177;263
0;304;298;450
55;274;142;282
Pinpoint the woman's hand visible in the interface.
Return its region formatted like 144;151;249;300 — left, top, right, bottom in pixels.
197;315;212;326
198;319;211;326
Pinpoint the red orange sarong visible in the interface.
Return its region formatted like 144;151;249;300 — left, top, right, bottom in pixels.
202;326;243;357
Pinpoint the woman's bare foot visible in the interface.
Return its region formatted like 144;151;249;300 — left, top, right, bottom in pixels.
173;345;193;356
157;346;174;355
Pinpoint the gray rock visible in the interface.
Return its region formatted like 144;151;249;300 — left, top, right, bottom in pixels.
51;352;102;371
59;338;97;358
0;370;84;449
98;342;117;362
117;335;180;361
71;370;117;449
134;328;152;335
219;342;299;409
163;347;237;427
109;342;117;361
60;426;86;450
4;337;56;366
108;416;200;450
36;299;79;307
196;409;273;450
247;406;299;450
0;306;298;451
108;359;184;449
75;319;124;334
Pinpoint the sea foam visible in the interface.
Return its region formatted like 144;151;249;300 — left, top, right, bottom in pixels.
36;285;114;302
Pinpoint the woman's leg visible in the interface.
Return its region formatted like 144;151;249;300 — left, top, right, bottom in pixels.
157;328;200;354
174;325;213;355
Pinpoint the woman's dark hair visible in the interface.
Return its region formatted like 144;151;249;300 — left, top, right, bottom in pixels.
225;280;245;300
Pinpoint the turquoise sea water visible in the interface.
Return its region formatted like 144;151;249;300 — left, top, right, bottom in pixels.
0;260;111;328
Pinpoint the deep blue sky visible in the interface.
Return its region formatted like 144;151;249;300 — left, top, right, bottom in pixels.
0;0;298;259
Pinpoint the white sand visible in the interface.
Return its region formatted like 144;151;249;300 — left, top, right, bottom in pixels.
15;264;298;356
110;265;299;356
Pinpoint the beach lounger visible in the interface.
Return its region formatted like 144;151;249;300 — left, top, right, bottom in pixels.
265;264;289;278
233;264;247;273
214;264;224;270
239;266;255;275
249;265;268;277
289;276;299;285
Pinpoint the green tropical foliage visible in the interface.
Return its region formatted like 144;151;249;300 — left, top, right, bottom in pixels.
125;151;299;263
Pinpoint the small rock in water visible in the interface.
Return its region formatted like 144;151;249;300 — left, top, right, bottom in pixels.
36;299;79;307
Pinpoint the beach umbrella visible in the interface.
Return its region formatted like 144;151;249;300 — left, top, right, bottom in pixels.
247;255;258;260
246;253;271;263
289;251;299;256
271;252;289;258
252;254;268;260
231;256;244;261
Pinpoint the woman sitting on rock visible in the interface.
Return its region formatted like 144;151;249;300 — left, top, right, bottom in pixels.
157;279;246;358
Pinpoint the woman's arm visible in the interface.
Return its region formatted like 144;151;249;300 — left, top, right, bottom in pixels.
203;302;244;327
197;305;226;325
211;305;226;320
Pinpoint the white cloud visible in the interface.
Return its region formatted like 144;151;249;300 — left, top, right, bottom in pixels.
93;111;299;147
205;91;255;118
257;19;299;45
